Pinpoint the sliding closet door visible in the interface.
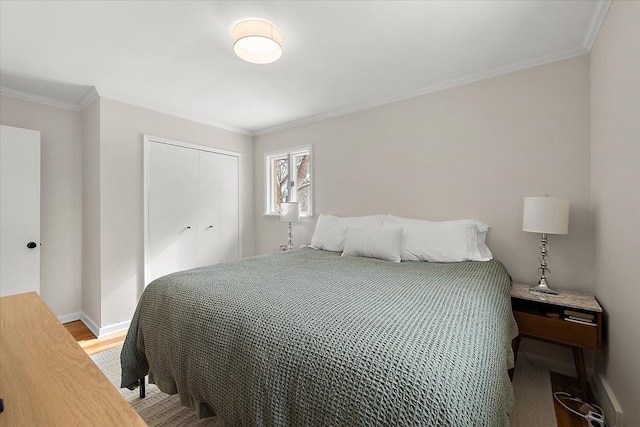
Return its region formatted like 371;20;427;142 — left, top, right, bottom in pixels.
146;142;200;283
198;151;239;267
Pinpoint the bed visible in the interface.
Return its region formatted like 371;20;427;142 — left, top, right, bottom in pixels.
121;247;518;426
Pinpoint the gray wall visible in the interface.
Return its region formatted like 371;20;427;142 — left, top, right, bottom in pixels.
591;1;640;424
95;97;255;327
81;99;101;325
255;55;593;294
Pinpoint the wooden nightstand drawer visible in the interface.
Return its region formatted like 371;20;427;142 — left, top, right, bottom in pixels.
513;311;599;350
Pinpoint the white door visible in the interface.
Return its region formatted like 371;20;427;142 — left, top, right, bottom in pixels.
198;151;239;266
146;142;199;283
145;137;241;286
0;125;41;297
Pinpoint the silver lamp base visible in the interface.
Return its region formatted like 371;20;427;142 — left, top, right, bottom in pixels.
528;233;559;295
529;285;558;295
529;280;558;295
287;221;294;251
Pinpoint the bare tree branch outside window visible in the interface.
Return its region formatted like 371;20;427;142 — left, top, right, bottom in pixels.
296;154;310;212
267;147;312;216
272;157;289;213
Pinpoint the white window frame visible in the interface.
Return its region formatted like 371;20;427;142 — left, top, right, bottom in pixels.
264;145;313;217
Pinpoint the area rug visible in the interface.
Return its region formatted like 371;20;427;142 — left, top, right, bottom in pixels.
510;355;558;427
92;346;556;426
91;347;220;426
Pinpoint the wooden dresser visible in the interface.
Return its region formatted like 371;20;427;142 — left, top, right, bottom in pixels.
0;292;146;426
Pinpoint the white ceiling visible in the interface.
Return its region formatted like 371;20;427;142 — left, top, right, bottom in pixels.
0;1;609;136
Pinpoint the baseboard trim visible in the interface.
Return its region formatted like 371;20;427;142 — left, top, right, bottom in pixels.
98;319;131;338
58;311;82;324
80;312;100;337
76;312;130;338
593;374;624;427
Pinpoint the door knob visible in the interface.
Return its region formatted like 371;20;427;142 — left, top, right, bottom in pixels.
27;242;37;249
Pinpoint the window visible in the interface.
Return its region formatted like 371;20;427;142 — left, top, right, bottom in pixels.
265;146;312;216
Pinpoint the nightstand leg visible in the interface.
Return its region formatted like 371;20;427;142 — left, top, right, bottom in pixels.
509;335;521;381
512;335;521;363
572;347;589;400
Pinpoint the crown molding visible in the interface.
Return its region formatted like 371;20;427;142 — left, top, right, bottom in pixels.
95;88;254;136
0;86;80;111
254;46;588;136
1;85;253;136
76;86;100;110
582;0;611;51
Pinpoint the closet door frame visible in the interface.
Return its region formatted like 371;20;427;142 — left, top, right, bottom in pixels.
143;134;242;287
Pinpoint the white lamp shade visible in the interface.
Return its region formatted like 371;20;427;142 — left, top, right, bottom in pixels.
522;197;570;234
232;19;283;64
280;202;300;223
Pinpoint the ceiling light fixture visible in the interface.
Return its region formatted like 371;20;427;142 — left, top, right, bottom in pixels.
232;19;283;64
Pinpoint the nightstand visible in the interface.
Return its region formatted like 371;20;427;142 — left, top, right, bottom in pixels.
511;282;603;400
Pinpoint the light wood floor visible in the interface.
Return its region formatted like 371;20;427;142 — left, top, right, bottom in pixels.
65;320;592;426
63;320;126;356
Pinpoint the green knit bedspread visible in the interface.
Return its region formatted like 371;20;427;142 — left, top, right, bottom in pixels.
121;248;517;426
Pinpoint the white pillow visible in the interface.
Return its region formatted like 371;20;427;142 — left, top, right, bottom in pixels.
383;215;493;262
310;214;385;252
384;215;427;225
385;215;488;231
434;219;492;260
341;226;403;263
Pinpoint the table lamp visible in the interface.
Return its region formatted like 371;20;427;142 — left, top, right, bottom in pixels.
280;201;301;251
522;196;570;295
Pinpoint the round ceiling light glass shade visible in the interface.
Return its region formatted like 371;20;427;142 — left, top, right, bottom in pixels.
232;19;283;64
